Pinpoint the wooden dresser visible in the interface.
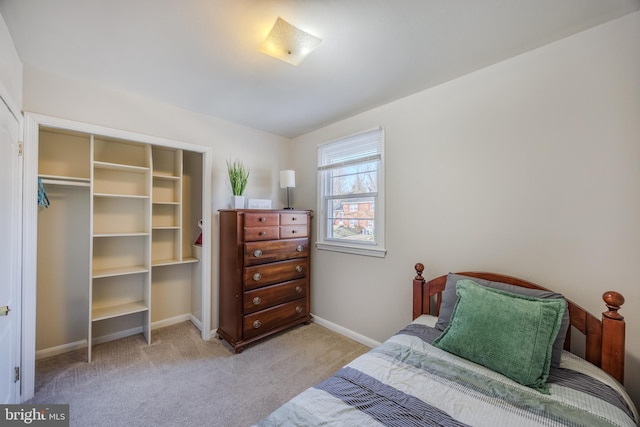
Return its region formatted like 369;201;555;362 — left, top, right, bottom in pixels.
218;209;312;352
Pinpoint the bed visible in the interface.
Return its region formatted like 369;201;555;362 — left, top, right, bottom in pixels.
255;263;638;426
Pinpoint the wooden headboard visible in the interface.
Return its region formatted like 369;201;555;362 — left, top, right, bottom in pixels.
411;263;627;384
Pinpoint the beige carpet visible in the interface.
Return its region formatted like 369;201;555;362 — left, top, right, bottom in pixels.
30;321;370;427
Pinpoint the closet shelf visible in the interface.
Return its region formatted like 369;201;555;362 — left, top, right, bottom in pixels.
152;201;179;205
92;265;149;279
152;257;199;267
93;232;150;238
93;193;150;199
152;226;179;230
153;174;180;181
94;161;150;173
92;301;149;322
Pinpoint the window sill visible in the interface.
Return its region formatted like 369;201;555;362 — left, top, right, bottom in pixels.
315;242;387;258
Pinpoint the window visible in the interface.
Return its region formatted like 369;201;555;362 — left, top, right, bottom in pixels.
316;127;386;257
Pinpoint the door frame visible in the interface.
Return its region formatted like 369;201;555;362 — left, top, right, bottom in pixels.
21;113;212;401
0;88;22;404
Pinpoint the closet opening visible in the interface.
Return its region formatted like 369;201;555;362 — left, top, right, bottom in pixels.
24;115;212;399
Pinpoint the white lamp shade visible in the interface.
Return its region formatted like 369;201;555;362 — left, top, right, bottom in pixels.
280;170;296;188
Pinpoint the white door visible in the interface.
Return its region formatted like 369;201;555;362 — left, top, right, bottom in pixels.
0;100;21;404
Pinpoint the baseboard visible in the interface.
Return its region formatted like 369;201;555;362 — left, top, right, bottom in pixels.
35;314;198;359
151;313;193;330
311;314;380;348
35;314;374;359
92;326;143;346
35;339;88;360
188;314;203;332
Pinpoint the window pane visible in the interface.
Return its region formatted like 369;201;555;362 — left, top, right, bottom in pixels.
326;197;375;242
329;162;377;197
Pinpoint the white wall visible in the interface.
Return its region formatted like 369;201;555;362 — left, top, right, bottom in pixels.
0;12;21;115
292;11;640;406
22;66;293;333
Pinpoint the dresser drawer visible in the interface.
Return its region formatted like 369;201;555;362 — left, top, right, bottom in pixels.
243;226;279;242
244;238;308;266
244;212;279;227
280;213;308;226
243;299;308;339
280;225;307;239
243;279;306;314
244;259;308;290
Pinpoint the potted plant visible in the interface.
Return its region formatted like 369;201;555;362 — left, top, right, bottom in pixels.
227;160;250;209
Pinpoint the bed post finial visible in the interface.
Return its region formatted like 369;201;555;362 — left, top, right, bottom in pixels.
601;290;625;384
602;291;624;320
414;263;424;281
412;263;426;320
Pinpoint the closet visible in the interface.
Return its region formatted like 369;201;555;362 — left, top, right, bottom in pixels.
32;114;211;362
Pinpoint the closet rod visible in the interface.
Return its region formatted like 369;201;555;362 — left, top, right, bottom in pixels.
40;178;90;188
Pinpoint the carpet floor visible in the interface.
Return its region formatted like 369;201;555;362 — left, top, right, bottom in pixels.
30;321;370;427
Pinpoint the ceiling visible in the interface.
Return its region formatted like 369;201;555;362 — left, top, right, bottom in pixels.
1;0;639;138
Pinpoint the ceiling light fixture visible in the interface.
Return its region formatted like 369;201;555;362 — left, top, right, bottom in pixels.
258;17;321;66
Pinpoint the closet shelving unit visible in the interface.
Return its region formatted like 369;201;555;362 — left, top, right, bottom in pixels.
151;147;198;267
25;112;211;401
89;137;152;361
39;129;205;361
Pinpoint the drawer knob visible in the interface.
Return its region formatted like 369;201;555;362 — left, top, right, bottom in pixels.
295;286;302;293
296;245;303;252
252;297;261;306
292;217;297;221
259;217;266;222
253;273;262;281
253;320;262;329
259;231;266;236
253;249;263;258
295;306;303;314
295;265;303;273
291;229;297;234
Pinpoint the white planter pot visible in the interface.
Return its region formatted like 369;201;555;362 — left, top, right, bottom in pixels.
233;195;245;209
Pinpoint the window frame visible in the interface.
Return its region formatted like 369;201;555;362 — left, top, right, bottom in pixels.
316;127;386;258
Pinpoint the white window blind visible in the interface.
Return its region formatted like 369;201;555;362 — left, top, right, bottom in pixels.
318;128;382;171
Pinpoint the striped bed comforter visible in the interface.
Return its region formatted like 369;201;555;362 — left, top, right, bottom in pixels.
256;321;639;427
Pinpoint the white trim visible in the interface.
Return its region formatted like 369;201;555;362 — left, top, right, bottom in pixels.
23;113;207;151
316;126;383;150
20;112;213;401
149;313;192;330
35;313;198;360
317;154;381;171
36;340;88;360
21;115;38;401
316;127;386;257
189;314;203;332
91;328;141;346
311;314;379;348
200;150;212;341
315;242;387;258
2;98;23;403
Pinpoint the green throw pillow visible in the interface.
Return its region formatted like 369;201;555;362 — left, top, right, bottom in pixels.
432;280;566;394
